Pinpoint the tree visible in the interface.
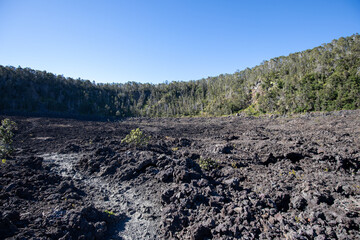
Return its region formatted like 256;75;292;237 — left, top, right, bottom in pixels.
0;118;17;158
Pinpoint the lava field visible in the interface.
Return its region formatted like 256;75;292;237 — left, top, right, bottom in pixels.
1;110;359;239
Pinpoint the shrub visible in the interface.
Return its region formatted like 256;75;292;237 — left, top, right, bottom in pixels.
198;158;218;171
243;104;261;117
121;128;150;148
0;118;17;158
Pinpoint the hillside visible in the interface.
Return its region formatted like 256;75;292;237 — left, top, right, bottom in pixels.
0;34;359;118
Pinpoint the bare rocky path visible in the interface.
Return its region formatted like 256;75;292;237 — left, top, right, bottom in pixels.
40;153;161;240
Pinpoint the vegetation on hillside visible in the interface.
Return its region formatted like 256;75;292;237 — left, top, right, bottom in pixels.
0;34;359;117
0;118;17;158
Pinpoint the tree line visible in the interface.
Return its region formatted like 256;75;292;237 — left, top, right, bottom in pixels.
0;34;359;118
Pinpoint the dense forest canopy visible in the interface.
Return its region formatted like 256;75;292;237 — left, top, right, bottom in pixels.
1;34;359;118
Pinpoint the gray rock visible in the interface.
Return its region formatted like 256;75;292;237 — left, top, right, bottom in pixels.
291;196;307;210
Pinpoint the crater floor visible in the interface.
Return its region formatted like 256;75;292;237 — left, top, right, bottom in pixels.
1;110;359;239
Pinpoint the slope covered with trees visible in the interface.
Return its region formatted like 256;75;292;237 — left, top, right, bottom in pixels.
1;34;359;118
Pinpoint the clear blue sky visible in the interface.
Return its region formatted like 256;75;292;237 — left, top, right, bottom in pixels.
0;0;359;84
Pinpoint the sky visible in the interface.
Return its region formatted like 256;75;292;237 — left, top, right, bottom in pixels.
0;0;359;84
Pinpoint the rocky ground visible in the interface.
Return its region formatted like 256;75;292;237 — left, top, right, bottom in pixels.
0;110;359;239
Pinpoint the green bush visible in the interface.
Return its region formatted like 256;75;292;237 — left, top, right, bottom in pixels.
121;128;150;147
0;118;17;158
198;158;218;171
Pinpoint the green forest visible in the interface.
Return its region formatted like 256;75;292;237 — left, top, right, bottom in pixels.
1;34;359;118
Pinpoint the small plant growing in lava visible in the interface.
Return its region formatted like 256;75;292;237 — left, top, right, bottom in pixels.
231;161;240;169
121;128;150;148
289;169;296;176
0;118;17;158
198;158;219;171
104;210;115;217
